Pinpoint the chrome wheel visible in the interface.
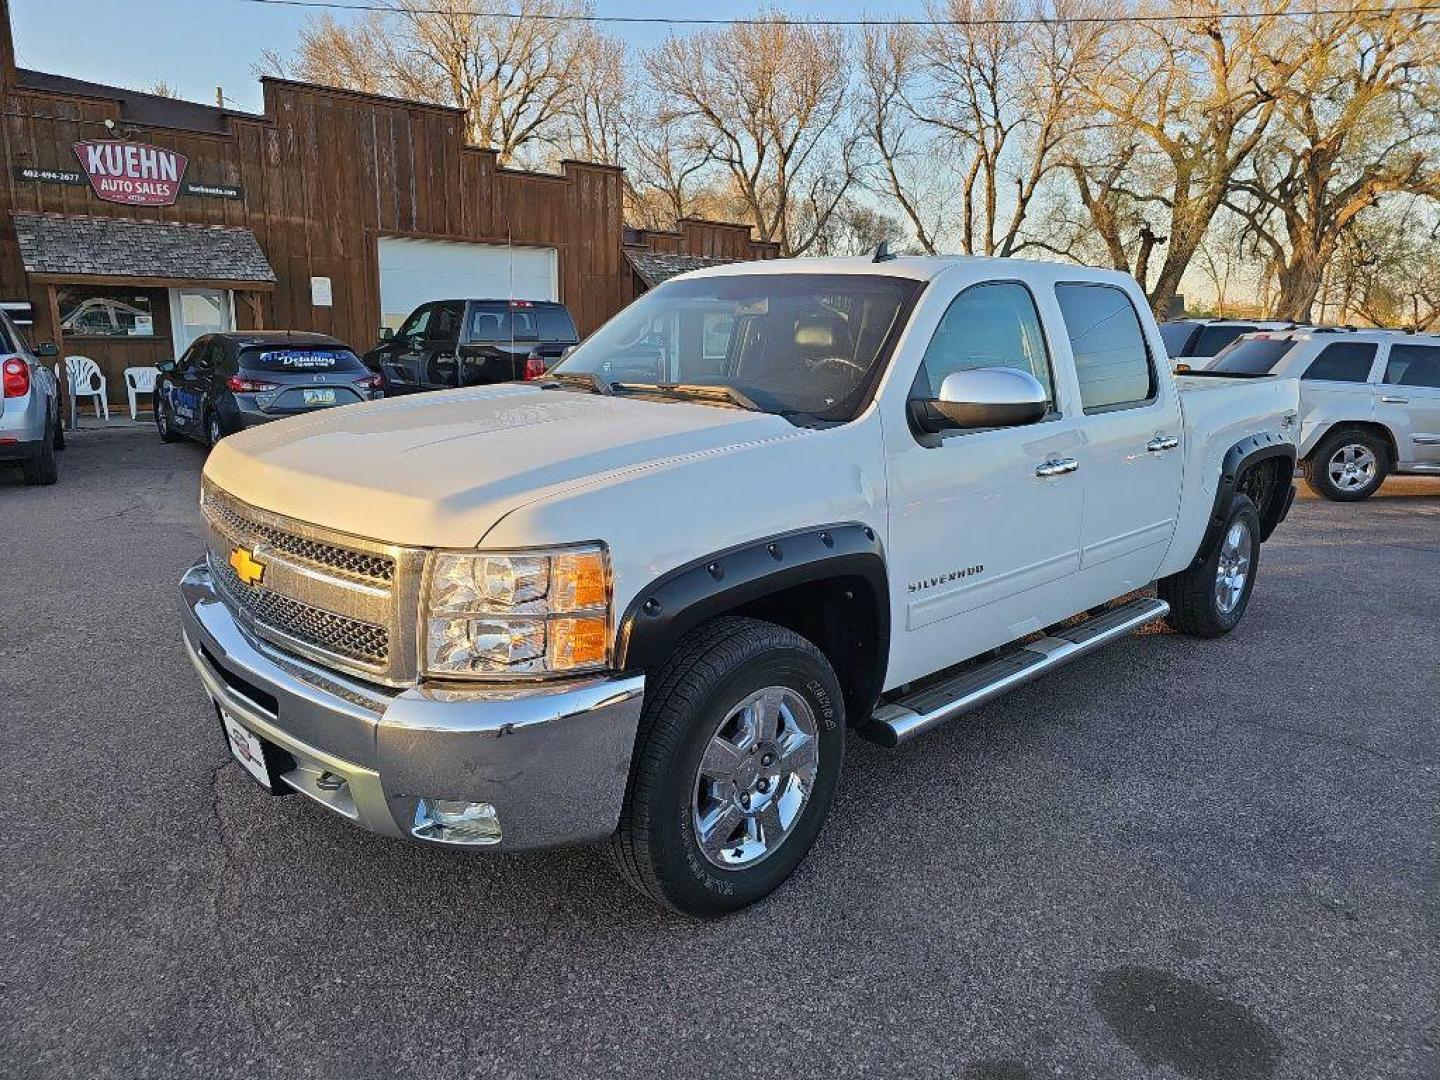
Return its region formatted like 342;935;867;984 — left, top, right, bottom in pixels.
691;686;820;870
1215;521;1253;615
1327;443;1378;492
208;414;223;446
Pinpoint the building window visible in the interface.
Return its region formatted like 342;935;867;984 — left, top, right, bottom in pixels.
58;286;156;337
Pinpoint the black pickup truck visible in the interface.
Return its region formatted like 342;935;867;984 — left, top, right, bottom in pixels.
365;299;579;396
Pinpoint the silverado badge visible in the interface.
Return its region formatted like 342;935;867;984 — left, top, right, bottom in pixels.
229;546;266;588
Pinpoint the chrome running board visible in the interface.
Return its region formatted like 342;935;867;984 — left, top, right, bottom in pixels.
860;597;1170;748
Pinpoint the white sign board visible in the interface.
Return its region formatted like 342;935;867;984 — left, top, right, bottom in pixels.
310;276;333;307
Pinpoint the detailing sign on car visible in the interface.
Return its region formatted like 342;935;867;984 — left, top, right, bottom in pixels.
72;140;187;206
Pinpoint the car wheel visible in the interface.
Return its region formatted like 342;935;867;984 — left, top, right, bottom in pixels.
610;616;845;917
53;409;65;451
21;423;58;486
207;410;224;448
1159;493;1260;638
156;398;181;443
1303;428;1389;502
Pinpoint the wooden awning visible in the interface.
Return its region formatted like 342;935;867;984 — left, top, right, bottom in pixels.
12;212;277;290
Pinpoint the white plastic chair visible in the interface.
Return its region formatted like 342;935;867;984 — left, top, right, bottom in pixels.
56;356;110;426
124;366;160;421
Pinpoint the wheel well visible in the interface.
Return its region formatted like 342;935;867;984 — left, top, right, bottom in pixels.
725;576;886;725
1311;421;1397;465
1235;455;1292;541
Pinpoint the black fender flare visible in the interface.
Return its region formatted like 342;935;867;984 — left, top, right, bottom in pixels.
615;523;890;684
1191;432;1296;568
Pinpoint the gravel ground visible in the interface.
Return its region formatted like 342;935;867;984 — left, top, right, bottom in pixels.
1;425;1436;1080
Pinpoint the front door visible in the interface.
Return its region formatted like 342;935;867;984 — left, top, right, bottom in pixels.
884;280;1085;687
1377;341;1440;467
170;289;232;360
1052;282;1184;598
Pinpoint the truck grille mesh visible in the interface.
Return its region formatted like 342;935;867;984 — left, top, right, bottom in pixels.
213;555;390;666
203;488;395;586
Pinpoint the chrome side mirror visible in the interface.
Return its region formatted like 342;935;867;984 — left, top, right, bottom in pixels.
913;367;1048;433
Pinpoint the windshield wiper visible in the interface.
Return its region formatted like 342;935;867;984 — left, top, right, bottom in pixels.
611;382;764;413
540;371;612;396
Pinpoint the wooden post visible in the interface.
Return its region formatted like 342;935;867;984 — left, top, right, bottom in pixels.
241;291;264;330
45;285;71;430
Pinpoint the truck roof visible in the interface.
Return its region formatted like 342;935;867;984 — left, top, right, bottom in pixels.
682;253;1142;289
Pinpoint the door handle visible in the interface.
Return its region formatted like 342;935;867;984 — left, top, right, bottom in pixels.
1146;434;1180;452
1035;457;1079;477
1380;396;1409;404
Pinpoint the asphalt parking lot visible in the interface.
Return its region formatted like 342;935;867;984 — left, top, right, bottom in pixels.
2;425;1437;1080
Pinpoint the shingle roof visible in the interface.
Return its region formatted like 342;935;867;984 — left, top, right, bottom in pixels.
624;250;743;288
12;213;277;285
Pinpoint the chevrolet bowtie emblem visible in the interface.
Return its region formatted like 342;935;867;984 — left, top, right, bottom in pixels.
229;546;266;587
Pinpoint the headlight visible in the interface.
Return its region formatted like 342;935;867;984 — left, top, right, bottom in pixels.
423;544;610;677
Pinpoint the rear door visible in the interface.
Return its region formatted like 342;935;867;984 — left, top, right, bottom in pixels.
1053;282;1184;597
1298;340;1381;453
1377;342;1440;467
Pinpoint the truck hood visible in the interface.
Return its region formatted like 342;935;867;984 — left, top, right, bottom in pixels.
203;384;804;547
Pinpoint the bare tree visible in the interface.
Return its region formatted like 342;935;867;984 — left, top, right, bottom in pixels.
1225;7;1440;321
645;16;856;255
1071;6;1306;316
275;0;600;165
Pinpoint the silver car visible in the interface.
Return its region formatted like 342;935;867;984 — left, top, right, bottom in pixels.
0;310;62;486
1207;328;1440;500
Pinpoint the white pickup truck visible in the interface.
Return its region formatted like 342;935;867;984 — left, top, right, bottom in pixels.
181;254;1299;916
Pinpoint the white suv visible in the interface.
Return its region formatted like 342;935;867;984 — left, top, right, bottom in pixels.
1209;329;1440;500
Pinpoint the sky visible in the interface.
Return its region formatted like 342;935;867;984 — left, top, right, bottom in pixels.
9;0;932;114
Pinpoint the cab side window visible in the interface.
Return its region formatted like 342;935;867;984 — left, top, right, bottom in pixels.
1054;283;1157;413
1384;344;1440;388
914;282;1054;409
397;305;432;340
1302;342;1377;383
428;302;464;343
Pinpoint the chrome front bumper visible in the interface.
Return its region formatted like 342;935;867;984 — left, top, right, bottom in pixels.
179;560;645;850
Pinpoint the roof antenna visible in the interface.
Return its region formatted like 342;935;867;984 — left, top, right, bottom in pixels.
871;241;895;263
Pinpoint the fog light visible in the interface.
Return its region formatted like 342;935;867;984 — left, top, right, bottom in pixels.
412;799;503;845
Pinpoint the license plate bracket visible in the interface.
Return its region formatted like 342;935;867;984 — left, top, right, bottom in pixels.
216;705;293;793
302;388;337;406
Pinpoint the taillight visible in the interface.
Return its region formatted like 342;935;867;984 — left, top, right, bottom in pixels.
2;357;29;398
522;352;547;380
226;375;279;393
354;373;383;391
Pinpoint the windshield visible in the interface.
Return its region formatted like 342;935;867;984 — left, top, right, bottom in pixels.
1158;322;1198;357
1209;337;1298;375
1190;324;1256;357
550;273;921;422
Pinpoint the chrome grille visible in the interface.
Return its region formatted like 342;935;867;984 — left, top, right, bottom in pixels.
200;480;426;685
213;555;390;665
203;486;395;585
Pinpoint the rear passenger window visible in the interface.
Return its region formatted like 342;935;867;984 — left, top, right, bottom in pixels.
916;282;1054;409
1302;342;1376;383
1209;337;1297;374
1054;283;1157;413
1384;344;1440;389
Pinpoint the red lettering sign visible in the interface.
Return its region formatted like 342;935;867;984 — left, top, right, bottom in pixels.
72;140;188;206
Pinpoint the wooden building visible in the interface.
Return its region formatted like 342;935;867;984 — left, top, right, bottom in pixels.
0;3;776;413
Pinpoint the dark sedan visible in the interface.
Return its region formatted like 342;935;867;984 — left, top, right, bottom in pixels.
155;331;382;447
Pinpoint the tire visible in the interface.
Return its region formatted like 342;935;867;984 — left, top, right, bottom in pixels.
53;409;65;451
1159;493;1260;638
206;410;224;448
21;424;58;486
610;616;846;917
1302;427;1389;502
156;398;181;443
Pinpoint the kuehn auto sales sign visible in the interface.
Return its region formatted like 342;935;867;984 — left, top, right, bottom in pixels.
72;140;188;206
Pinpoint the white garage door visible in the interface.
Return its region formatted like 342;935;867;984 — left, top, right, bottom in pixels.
377;237;558;329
